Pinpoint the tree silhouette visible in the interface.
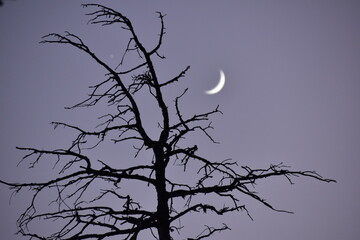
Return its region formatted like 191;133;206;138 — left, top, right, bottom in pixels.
0;4;335;240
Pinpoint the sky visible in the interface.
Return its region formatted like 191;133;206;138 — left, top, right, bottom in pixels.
1;0;360;239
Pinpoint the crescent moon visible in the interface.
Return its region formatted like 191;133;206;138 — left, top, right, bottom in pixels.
205;70;226;95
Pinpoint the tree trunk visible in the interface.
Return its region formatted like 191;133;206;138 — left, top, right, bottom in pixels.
154;147;171;240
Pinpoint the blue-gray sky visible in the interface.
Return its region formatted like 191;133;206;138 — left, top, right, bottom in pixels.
1;0;360;239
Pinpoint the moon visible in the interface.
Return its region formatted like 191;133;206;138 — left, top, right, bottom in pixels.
205;70;226;95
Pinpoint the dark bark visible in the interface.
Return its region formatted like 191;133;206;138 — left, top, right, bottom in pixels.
154;146;171;240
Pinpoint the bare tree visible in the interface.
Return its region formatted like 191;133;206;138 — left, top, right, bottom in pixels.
0;4;335;240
